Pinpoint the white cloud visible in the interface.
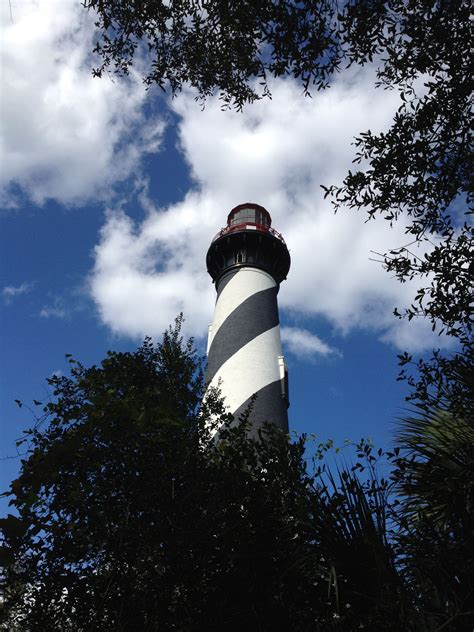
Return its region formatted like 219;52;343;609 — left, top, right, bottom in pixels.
0;2;447;353
90;197;217;339
1;0;164;207
90;70;445;352
39;288;89;320
281;327;341;360
2;282;33;303
39;304;67;319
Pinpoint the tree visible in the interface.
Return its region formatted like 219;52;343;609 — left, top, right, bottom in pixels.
0;320;325;631
308;438;418;631
391;360;474;631
0;319;442;631
85;0;473;352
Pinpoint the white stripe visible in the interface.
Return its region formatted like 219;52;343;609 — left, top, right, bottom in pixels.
207;324;283;416
209;267;276;349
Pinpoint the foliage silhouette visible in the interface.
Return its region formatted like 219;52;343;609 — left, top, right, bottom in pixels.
2;319;472;630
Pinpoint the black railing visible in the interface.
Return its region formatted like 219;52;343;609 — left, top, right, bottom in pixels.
211;222;286;244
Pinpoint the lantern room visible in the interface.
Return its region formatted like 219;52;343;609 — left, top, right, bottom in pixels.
207;203;290;287
227;203;271;230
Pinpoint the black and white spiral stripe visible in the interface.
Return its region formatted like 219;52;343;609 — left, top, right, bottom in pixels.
205;266;288;437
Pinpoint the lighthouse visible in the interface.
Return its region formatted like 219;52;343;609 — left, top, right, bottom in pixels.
205;203;291;437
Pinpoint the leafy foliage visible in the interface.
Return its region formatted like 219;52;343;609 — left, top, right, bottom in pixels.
0;321;336;630
392;361;474;631
309;439;416;630
397;344;474;417
84;0;342;109
1;321;473;629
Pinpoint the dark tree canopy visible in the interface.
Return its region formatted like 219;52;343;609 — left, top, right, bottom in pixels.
0;323;319;630
1;320;473;630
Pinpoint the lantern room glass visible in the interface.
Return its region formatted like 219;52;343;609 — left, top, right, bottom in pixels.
228;206;270;228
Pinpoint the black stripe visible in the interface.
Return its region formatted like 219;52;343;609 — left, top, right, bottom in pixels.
216;269;240;297
231;379;289;439
205;286;279;386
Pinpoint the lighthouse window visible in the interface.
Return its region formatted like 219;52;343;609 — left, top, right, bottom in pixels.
230;208;257;225
257;210;270;227
229;206;271;228
235;249;245;263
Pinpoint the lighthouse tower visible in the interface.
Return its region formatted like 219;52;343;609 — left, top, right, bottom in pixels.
205;203;291;437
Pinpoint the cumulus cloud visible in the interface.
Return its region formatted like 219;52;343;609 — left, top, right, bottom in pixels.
1;0;164;207
90;70;444;352
90;196;217;339
281;327;341;360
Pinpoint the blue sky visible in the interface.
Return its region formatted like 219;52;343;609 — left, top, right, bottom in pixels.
1;1;449;510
